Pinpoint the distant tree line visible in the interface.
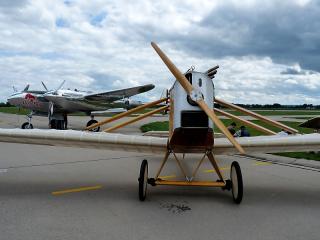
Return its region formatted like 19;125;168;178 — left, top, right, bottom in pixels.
0;102;13;107
215;103;320;109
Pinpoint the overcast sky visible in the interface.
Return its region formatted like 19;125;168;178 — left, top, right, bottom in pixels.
0;0;320;104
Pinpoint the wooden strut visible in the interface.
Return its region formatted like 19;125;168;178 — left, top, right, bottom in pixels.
85;97;168;131
155;180;225;187
172;152;188;180
206;152;224;182
153;150;226;187
198;100;245;154
104;105;168;132
155;150;170;179
191;153;207;180
214;108;276;135
215;98;299;134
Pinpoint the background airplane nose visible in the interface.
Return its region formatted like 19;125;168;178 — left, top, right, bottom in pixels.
7;96;13;104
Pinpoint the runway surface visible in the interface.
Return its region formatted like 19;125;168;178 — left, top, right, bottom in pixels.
0;113;320;240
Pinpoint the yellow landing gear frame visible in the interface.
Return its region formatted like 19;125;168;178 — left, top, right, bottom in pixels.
138;129;244;204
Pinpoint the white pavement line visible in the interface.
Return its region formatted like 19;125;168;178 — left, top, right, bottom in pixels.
235;154;320;173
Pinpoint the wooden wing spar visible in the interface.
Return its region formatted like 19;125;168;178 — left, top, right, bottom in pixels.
0;129;319;155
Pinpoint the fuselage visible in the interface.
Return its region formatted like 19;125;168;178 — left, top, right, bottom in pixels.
7;89;143;114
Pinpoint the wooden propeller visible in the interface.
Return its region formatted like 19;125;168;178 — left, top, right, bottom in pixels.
151;42;245;154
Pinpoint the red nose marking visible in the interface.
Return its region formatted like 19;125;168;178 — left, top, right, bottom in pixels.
25;93;36;101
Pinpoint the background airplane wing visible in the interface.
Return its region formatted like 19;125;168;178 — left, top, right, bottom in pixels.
84;84;155;101
0;129;320;155
299;117;320;130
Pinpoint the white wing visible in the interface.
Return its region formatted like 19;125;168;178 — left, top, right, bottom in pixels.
0;129;320;155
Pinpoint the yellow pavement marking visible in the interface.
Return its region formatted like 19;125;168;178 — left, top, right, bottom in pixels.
253;161;272;166
204;167;230;173
159;174;176;179
52;185;102;196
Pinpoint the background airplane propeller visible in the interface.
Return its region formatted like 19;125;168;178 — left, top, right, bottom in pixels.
23;84;30;92
12;84;29;93
41;81;48;91
151;42;245;154
42;80;66;117
43;80;66;96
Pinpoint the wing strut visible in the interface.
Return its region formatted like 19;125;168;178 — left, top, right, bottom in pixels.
215;98;298;134
214;108;276;135
85;97;169;131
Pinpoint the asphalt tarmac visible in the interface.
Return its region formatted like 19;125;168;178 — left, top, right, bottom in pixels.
0;113;320;240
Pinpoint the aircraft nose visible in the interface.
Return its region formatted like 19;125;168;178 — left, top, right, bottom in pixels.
7;96;14;104
7;94;20;105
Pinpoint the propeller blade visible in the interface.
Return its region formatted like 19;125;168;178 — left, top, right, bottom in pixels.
23;84;30;92
41;81;48;91
197;100;245;154
151;42;193;94
55;80;66;92
151;41;245;154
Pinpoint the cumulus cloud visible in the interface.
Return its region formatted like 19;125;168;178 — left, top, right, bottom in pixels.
281;64;316;75
0;0;319;104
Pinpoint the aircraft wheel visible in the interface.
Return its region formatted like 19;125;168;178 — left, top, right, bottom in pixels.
86;120;100;132
230;161;243;204
138;159;148;201
21;122;33;129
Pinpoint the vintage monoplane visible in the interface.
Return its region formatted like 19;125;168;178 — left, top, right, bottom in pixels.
1;42;320;204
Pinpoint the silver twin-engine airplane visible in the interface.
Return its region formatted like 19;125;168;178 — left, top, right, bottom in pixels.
7;81;155;131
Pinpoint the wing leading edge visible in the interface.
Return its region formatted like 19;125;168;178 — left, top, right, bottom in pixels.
0;129;320;155
84;84;155;101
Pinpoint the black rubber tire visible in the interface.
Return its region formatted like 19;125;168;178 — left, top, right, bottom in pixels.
21;122;33;129
230;161;243;204
138;159;148;201
86;119;100;132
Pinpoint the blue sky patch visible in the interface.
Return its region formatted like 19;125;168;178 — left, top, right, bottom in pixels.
64;0;73;6
90;12;107;27
55;18;69;28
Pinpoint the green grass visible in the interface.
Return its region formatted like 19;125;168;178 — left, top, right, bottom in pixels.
140;121;169;132
140;119;313;135
218;119;313;136
0;107;30;115
221;110;320;116
274;152;320;161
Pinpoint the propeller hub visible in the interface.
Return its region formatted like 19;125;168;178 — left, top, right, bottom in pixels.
189;89;203;102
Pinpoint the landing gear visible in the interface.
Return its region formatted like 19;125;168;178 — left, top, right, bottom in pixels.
21;113;33;129
86;116;100;132
21;122;33;129
138;159;148;201
230;161;243;204
137;150;244;204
